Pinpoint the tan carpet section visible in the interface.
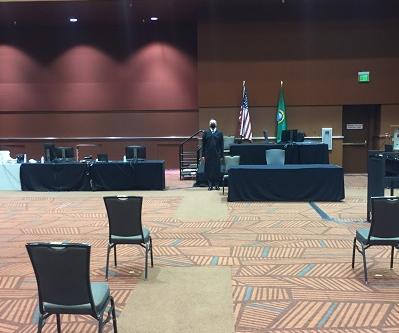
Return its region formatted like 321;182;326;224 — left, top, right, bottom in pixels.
118;267;234;333
175;188;228;220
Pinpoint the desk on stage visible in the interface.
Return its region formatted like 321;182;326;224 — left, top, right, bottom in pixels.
229;143;329;165
20;160;165;191
228;164;344;202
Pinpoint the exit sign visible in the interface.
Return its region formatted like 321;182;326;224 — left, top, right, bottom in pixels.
358;71;370;83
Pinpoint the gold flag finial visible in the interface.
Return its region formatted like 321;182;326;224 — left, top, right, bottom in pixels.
280;80;283;87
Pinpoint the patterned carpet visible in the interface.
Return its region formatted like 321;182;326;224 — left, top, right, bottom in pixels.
1;172;399;333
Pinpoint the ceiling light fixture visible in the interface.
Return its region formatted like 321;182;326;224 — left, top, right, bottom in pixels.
150;17;159;21
69;17;78;23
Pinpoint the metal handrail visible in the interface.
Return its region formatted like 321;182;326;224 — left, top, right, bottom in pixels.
179;130;204;146
179;130;204;180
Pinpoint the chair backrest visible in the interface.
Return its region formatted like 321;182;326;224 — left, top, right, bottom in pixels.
266;149;285;165
370;196;399;239
224;155;240;173
104;196;144;241
26;242;94;314
223;136;235;150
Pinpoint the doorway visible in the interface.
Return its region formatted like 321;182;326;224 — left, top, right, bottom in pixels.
342;105;380;173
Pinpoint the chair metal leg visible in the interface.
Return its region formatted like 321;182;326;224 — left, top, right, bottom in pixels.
98;316;104;333
361;244;368;283
37;315;44;333
391;246;395;269
110;296;118;333
150;236;154;268
114;245;117;267
106;244;111;279
145;244;149;279
352;237;356;269
56;314;61;333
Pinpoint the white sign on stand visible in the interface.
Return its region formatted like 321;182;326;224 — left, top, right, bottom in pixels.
393;127;399;151
321;128;333;150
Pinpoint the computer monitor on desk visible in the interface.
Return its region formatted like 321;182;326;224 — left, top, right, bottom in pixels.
281;129;298;143
126;145;146;160
54;147;75;160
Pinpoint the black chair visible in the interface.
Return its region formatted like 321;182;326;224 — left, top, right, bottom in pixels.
26;242;117;333
352;196;399;283
104;196;153;279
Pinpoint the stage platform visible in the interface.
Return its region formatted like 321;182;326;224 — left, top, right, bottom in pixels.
228;164;345;202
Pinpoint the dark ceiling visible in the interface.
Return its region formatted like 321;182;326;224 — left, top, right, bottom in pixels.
1;0;399;27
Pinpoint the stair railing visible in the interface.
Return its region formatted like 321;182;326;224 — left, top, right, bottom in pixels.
179;130;204;180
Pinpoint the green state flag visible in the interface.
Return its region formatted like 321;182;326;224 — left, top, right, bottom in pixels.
276;82;287;143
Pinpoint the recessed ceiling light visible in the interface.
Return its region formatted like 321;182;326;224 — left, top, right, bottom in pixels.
150;17;159;21
69;17;78;23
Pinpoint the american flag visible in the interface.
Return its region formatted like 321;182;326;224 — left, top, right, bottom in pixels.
239;81;253;141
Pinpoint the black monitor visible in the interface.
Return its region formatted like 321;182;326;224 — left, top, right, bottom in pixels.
97;153;109;162
281;129;298;143
43;143;56;162
55;147;75;159
296;131;305;142
125;145;146;160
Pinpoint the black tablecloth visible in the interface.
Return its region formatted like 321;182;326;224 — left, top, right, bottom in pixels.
90;161;165;190
228;164;344;202
21;163;91;191
20;160;165;191
229;143;329;165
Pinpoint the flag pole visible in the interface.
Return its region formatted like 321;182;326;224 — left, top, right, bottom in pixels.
240;81;245;139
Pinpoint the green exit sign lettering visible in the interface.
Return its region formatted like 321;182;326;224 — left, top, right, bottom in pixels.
358;71;370;83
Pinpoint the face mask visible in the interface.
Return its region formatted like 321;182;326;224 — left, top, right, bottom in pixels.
210;123;216;129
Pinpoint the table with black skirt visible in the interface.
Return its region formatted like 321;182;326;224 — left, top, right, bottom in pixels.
90;160;165;191
20;162;91;191
20;160;165;191
227;164;344;202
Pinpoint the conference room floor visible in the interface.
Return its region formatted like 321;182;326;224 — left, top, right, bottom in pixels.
1;172;398;332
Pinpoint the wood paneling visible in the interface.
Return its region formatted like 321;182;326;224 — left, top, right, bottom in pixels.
198;21;399;107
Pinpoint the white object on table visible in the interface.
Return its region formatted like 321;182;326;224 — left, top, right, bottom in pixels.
0;163;21;190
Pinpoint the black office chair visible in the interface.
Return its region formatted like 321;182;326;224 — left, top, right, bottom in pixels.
352;196;399;283
26;242;117;333
104;196;153;279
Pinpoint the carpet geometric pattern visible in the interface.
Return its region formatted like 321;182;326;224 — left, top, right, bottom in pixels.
1;173;399;332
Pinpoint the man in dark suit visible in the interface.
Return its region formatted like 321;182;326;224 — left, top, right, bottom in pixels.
202;119;224;190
